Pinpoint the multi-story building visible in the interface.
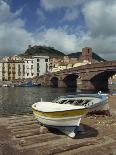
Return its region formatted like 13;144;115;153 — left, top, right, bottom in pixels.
33;56;49;76
15;61;25;80
0;60;25;81
24;59;34;79
0;55;50;81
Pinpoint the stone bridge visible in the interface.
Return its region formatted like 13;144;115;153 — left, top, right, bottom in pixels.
37;60;116;91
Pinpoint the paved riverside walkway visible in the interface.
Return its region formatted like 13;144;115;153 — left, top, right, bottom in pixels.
0;95;116;155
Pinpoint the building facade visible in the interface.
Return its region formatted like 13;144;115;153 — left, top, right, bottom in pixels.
0;60;25;81
81;47;92;62
33;56;49;76
24;59;34;79
0;56;50;81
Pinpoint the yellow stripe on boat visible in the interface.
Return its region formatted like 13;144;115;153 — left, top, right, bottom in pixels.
32;108;87;118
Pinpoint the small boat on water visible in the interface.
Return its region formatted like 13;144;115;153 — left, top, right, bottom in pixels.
18;80;40;87
32;92;109;138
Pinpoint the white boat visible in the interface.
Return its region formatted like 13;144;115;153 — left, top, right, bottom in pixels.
32;102;87;138
32;92;109;138
52;92;109;115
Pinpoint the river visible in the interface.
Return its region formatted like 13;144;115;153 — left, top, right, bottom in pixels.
0;87;80;116
0;86;114;116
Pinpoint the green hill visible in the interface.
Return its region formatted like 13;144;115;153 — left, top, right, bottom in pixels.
20;45;105;61
68;52;105;61
20;45;65;58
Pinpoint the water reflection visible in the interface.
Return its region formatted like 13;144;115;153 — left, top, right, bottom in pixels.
0;86;111;116
0;87;82;116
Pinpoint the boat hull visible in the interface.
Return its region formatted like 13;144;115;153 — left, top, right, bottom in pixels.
33;110;82;127
33;110;83;138
87;101;109;115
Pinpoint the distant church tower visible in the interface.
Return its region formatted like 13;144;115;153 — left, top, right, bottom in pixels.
81;47;92;61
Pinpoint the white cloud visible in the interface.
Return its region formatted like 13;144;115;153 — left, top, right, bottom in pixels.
40;0;86;10
80;0;116;59
0;0;35;55
83;0;116;37
62;8;79;22
0;0;116;60
35;28;77;53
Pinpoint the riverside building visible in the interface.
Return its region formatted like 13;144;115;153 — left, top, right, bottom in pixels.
33;56;49;76
0;56;49;81
24;59;34;79
0;59;25;81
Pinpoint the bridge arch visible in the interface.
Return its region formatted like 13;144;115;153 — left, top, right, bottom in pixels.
63;74;79;87
90;70;116;91
50;77;59;87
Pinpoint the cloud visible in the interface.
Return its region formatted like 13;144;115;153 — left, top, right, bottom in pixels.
81;0;116;59
40;0;86;10
62;8;79;22
83;0;116;37
36;9;46;21
0;0;35;55
0;0;116;60
35;28;77;53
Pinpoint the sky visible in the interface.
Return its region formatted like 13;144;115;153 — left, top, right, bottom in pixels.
0;0;116;60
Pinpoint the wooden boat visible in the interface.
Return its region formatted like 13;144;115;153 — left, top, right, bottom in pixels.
18;80;41;87
32;102;87;138
52;92;109;115
32;92;109;137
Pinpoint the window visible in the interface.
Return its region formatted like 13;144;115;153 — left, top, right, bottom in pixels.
12;64;15;69
31;65;33;69
46;63;48;72
45;59;48;62
37;63;39;72
23;65;25;75
27;61;28;63
18;71;21;76
31;73;34;76
27;73;29;76
31;60;33;63
37;68;39;72
18;64;20;69
37;73;39;76
37;59;39;62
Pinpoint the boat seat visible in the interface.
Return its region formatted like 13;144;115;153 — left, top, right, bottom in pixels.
78;100;84;104
72;100;79;105
81;100;90;105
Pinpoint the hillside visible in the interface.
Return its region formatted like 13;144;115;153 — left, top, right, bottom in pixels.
20;45;105;61
68;52;105;61
20;45;65;58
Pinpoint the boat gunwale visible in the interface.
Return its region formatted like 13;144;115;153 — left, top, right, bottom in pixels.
32;107;87;114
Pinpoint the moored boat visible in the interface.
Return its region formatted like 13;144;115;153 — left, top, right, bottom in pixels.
32;102;87;138
18;80;41;87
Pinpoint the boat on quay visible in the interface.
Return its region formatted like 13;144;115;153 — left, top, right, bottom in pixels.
52;92;109;115
32;102;87;138
32;92;109;138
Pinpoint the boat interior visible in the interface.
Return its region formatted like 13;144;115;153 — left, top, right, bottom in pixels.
52;97;102;108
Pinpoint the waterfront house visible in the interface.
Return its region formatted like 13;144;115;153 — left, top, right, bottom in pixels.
24;58;34;79
0;59;24;81
33;56;49;76
0;55;49;81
